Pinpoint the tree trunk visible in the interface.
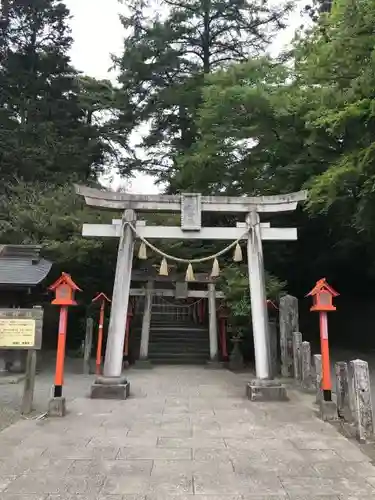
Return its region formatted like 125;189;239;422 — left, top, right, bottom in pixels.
202;0;211;73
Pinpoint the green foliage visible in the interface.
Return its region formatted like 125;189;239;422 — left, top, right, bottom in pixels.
293;0;375;237
114;0;292;182
0;0;119;185
0;182;119;299
174;58;307;195
219;264;286;337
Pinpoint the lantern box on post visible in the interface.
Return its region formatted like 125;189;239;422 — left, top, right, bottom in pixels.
48;273;82;417
49;272;81;306
92;292;111;306
307;278;338;312
306;278;339;421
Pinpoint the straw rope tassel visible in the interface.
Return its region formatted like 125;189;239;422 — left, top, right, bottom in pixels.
233;242;243;262
138;241;147;260
159;257;169;276
185;263;195;281
210;258;220;278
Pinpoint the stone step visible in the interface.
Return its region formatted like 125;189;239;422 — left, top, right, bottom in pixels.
149;337;208;345
149;359;207;365
149;344;209;353
150;332;208;338
150;325;207;331
150;326;207;332
149;337;209;343
148;352;208;363
133;321;206;328
150;310;193;316
133;328;208;336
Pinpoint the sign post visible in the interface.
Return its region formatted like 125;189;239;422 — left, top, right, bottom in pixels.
48;273;81;416
21;349;37;415
307;278;339;420
0;307;44;415
92;293;111;375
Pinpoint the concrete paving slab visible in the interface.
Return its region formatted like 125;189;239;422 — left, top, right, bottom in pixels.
157;437;226;449
287;496;340;500
0;477;18;493
151;458;234;475
148;472;194;496
118;446;192;460
101;475;151;495
1;495;48;500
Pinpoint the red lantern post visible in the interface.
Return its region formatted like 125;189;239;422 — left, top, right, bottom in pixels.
92;292;111;375
306;278;339;402
49;273;82;399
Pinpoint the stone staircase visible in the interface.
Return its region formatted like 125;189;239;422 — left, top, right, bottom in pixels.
131;297;210;365
130;307;210;365
147;317;210;364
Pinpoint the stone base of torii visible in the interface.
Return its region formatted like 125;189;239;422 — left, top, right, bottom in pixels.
75;186;307;401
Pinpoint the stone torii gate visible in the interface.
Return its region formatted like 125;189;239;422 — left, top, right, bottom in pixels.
76;186;307;399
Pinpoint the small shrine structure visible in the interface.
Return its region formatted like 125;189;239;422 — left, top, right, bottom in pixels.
0;245;52;373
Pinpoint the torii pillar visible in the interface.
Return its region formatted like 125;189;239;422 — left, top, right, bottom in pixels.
91;209;135;399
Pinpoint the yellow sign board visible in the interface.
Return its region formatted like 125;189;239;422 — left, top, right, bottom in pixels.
0;319;36;348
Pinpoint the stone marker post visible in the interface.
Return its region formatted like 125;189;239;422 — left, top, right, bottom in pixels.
301;341;312;390
314;354;322;404
279;295;299;377
83;317;94;375
292;332;302;381
350;359;374;443
335;361;350;420
268;320;278;378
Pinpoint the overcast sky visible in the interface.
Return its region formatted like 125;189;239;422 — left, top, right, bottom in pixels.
64;0;306;194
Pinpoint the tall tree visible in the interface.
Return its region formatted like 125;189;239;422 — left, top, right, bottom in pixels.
115;0;293;185
294;0;375;239
175;0;375;291
0;0;108;185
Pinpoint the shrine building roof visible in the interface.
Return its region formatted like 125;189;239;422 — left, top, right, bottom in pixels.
0;245;52;288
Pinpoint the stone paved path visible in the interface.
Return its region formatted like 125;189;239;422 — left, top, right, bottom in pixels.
0;366;375;499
